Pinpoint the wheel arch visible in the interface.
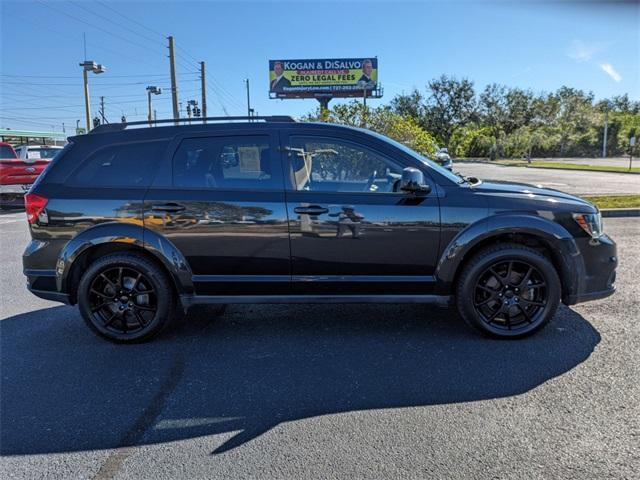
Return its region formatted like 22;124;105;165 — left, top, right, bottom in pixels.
436;214;582;301
58;222;193;303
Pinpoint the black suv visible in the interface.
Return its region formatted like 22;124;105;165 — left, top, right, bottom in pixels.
23;117;617;342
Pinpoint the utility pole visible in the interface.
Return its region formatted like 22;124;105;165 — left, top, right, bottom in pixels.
200;61;207;122
80;60;105;131
602;104;610;158
168;36;180;124
147;90;153;126
146;86;161;126
99;96;107;124
245;78;251;119
82;68;91;131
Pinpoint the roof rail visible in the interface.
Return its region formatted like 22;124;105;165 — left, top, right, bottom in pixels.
90;115;296;134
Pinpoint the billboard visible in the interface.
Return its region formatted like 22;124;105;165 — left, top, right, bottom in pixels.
269;58;380;99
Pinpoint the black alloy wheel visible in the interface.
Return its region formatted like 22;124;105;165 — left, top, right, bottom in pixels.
456;243;561;338
88;266;157;336
473;260;547;333
78;253;175;342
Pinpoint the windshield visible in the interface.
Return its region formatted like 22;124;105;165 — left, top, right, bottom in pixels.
366;130;464;184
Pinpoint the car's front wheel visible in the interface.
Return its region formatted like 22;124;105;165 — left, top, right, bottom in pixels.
77;252;176;343
456;243;561;338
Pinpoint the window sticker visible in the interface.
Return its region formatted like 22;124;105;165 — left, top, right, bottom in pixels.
238;146;261;172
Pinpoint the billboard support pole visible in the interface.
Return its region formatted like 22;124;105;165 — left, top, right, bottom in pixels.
318;98;330;122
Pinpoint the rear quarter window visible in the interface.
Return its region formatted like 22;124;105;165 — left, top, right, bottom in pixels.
66;141;168;188
0;145;17;158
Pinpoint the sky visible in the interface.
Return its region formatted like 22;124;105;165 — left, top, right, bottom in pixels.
1;0;638;133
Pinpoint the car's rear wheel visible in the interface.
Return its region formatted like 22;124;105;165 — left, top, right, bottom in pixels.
78;253;175;343
456;243;561;338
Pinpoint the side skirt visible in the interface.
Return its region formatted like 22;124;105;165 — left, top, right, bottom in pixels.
180;294;453;309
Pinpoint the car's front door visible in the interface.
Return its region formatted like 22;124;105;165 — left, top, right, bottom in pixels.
283;133;441;295
143;131;291;296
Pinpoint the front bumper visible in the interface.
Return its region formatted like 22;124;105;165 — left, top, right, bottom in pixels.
563;234;617;306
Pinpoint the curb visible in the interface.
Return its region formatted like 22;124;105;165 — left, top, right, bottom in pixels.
523;165;640;175
601;208;640;218
454;159;640;174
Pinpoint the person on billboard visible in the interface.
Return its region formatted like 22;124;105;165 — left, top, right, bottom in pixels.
270;61;291;92
357;59;376;89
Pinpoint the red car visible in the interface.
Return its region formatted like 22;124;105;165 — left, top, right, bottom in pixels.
0;142;52;209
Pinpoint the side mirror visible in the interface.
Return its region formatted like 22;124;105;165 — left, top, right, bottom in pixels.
400;167;431;194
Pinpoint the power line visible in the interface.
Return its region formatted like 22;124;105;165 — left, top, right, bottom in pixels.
96;0;167;40
84;0;245;115
70;0;166;48
9;10;165;71
35;0;166;65
1;73;196;79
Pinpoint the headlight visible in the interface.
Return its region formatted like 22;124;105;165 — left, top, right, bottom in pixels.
573;212;603;238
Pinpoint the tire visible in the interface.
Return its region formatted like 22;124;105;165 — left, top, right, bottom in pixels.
77;252;176;343
456;243;561;339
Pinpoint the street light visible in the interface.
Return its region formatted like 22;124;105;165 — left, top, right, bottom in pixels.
146;86;162;126
79;60;106;131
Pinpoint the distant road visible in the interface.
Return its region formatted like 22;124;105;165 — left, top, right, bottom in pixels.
455;162;640;196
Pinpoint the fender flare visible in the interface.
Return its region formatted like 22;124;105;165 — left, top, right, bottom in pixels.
57;222;193;296
435;213;583;297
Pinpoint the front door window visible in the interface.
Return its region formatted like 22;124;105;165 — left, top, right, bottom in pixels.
289;136;404;194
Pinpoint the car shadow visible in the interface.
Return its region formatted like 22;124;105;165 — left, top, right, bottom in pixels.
0;303;600;456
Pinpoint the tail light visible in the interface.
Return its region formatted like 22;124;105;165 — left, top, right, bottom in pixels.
25;193;48;224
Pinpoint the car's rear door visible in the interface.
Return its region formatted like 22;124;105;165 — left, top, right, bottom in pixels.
143;129;291;296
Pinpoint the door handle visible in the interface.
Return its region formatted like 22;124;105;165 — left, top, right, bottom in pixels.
151;203;186;213
294;205;329;215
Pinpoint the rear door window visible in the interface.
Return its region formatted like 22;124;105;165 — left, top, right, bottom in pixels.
172;135;281;190
66;141;167;188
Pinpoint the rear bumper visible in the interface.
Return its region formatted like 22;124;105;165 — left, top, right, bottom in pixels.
27;285;71;304
0;184;31;194
24;268;71;305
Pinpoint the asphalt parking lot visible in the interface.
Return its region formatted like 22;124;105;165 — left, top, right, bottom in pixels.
455;162;640;196
1;209;639;479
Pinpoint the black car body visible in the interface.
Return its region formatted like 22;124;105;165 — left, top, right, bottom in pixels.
23;117;617;342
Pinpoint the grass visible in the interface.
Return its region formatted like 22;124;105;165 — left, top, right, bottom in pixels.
486;159;640;173
525;161;640;173
582;195;640;209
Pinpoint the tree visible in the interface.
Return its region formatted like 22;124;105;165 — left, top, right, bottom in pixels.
423;75;477;148
304;101;437;156
389;89;426;127
505;88;536;133
306;79;639;158
479;83;509;156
